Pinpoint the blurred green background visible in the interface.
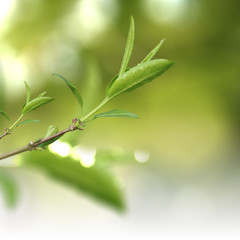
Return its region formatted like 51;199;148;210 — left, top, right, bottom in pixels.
1;0;240;174
1;0;240;238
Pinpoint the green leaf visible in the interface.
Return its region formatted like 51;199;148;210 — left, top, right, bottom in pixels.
15;119;40;128
0;171;18;208
106;68;130;96
90;109;139;121
53;73;83;117
118;16;135;77
22;96;54;115
37;91;47;98
23;151;125;210
37;125;60;148
24;81;31;104
43;125;59;138
106;59;174;99
141;38;165;63
106;16;134;93
37;136;62;149
0;109;9;121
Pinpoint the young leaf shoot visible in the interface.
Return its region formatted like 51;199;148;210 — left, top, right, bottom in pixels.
141;38;166;63
118;16;135;77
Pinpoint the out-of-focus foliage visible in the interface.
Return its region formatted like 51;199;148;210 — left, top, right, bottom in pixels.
0;170;18;208
3;0;79;52
22;150;125;210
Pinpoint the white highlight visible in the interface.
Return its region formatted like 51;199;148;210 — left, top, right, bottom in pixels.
134;150;150;163
67;0;118;46
72;146;96;168
142;0;187;24
0;0;15;25
1;55;29;96
49;140;71;157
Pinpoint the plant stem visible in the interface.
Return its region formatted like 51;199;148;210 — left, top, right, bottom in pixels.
0;120;83;161
9;114;24;130
0;114;25;140
0;144;30;160
0;129;10;140
1;95;111;160
81;98;109;122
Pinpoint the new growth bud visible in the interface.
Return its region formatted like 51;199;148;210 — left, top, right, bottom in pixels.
71;118;83;130
44;125;59;138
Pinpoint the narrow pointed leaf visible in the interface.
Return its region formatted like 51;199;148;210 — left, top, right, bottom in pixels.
15;119;40;128
90;110;139;121
24;81;31;104
141;38;166;63
53;73;83;117
118;16;135;77
22;97;54;115
37;91;47;98
0;110;9;121
107;59;174;99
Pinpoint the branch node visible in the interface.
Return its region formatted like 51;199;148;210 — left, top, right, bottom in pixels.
70;118;84;131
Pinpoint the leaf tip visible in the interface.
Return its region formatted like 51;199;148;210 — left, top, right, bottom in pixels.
130;15;135;25
159;38;166;48
24;81;31;104
161;37;166;43
168;60;175;66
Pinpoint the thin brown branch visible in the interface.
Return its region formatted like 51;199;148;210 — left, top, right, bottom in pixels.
0;128;11;140
0;118;83;161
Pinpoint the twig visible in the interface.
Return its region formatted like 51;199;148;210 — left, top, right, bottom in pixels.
0;118;83;161
0;128;11;140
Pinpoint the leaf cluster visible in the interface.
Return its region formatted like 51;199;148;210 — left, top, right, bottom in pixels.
0;82;54;132
0;17;174;210
53;16;174;123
